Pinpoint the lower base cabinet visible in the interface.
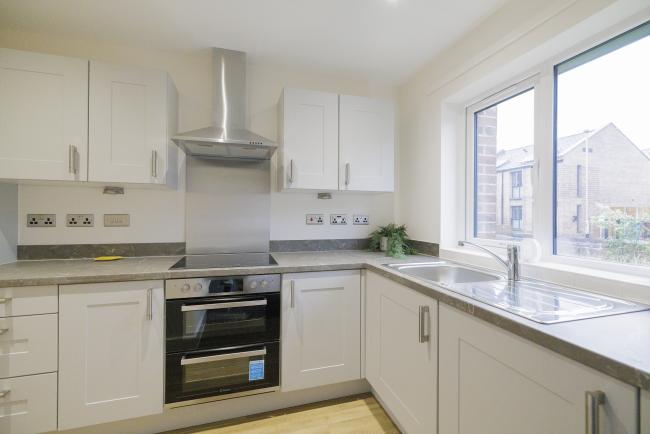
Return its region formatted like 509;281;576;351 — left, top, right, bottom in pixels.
365;271;437;434
281;270;361;392
0;372;57;434
58;280;165;430
439;304;638;434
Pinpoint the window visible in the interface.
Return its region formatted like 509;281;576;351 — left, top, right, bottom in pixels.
511;171;522;199
470;87;535;242
554;21;650;266
464;19;650;274
511;206;523;230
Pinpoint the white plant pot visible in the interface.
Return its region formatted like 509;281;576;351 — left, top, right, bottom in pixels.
380;236;389;252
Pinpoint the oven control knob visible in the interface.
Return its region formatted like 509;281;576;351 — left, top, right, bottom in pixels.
260;280;268;288
181;284;190;293
194;283;203;292
250;280;258;289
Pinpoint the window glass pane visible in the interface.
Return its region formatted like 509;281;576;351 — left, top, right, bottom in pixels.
474;89;534;240
554;22;650;266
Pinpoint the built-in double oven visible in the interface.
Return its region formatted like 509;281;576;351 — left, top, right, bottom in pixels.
165;274;281;407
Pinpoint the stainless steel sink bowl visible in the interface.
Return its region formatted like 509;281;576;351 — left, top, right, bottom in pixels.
388;262;502;285
386;261;649;323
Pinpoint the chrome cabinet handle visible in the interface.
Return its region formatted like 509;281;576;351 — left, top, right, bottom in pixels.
585;390;606;434
147;288;153;320
418;305;430;343
151;150;158;178
0;390;9;398
0;298;11;304
181;348;266;366
68;145;78;174
345;162;350;186
181;299;267;312
290;280;295;308
289;159;294;184
0;328;9;335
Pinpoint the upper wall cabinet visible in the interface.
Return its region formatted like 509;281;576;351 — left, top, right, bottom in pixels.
339;95;395;192
0;48;178;186
278;88;339;190
278;88;395;192
89;61;178;185
0;48;88;181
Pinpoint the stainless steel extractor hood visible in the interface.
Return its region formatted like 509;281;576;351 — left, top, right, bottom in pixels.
173;48;277;160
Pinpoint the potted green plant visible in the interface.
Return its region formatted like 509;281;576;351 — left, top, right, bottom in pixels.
368;223;417;258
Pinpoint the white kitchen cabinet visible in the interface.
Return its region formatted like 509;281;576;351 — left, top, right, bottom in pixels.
278;88;339;190
0;372;58;434
0;48;88;182
365;271;437;434
278;88;395;192
0;285;57;317
339;95;395;192
0;314;57;379
439;303;638;434
58;280;164;430
89;60;178;185
281;270;361;391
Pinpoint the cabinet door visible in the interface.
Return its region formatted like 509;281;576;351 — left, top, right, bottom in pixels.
59;280;164;430
439;304;638;434
339;95;394;192
282;270;361;391
89;61;167;184
280;88;339;190
365;272;437;434
0;48;88;181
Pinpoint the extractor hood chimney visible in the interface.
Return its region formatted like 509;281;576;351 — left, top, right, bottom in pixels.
172;48;277;160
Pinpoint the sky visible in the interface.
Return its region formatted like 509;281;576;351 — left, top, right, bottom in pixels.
492;33;650;152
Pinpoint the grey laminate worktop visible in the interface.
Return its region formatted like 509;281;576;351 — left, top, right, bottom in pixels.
0;250;648;393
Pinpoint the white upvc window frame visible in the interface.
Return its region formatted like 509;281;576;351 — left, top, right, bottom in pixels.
465;75;540;250
463;13;650;279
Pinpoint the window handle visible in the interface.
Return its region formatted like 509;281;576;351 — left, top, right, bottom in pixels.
151;150;158;178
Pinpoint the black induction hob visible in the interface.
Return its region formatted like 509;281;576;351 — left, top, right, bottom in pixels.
169;253;278;270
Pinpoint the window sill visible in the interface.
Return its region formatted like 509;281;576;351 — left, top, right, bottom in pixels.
440;247;650;304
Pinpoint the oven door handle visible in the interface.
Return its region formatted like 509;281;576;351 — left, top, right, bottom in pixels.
180;348;267;366
181;299;267;312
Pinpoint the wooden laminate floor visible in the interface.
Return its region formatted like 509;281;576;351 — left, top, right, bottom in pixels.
166;394;400;434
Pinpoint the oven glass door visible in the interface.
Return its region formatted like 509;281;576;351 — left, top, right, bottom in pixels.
165;342;279;405
166;293;280;353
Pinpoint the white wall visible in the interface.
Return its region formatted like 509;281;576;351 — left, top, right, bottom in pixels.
0;28;396;246
0;183;18;263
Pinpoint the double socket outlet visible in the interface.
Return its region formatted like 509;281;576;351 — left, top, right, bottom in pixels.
306;214;369;225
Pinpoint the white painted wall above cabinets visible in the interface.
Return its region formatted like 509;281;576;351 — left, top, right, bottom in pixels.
0;48;179;187
278;88;395;193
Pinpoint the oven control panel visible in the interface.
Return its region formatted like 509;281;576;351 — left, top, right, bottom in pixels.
166;274;282;299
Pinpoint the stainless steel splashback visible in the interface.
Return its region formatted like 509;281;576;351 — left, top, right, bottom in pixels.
185;156;271;254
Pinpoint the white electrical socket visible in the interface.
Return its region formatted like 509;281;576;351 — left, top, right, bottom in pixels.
67;214;94;227
27;214;56;227
353;215;369;225
330;214;348;225
306;214;324;225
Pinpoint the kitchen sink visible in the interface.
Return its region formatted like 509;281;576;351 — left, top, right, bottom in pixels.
386;261;649;323
388;262;502;285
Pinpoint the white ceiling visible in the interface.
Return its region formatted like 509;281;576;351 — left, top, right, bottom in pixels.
0;0;506;84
